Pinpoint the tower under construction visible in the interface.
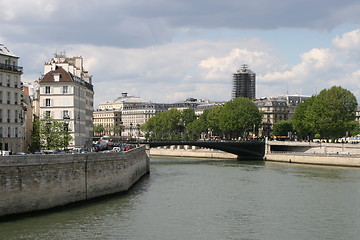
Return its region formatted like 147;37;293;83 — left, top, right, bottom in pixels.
232;64;256;100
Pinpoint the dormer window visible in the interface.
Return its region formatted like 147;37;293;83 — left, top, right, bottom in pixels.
54;73;60;82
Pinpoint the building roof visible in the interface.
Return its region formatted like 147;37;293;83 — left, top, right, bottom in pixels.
254;99;287;107
0;43;18;58
40;66;74;82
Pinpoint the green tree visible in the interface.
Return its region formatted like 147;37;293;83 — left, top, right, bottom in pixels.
29;117;41;152
218;97;262;139
272;120;293;136
141;108;182;139
181;109;196;126
292;96;316;139
205;105;222;137
93;124;105;136
293;86;357;140
39;115;72;150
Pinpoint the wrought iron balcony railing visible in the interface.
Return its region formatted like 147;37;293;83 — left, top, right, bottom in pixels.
0;63;23;73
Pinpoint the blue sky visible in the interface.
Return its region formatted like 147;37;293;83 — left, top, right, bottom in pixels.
1;0;360;107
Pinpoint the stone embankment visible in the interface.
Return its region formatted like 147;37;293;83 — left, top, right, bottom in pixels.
150;145;237;159
150;142;360;167
265;141;360;167
0;147;149;218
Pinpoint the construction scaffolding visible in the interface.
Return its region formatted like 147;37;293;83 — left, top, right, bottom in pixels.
232;64;256;99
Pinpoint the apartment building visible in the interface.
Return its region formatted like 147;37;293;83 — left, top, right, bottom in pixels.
0;44;24;152
38;53;94;148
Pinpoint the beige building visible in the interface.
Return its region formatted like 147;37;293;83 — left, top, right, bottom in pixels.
38;53;94;148
255;94;310;137
0;44;25;153
94;93;157;139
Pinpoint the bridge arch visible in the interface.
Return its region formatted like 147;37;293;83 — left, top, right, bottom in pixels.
140;141;265;160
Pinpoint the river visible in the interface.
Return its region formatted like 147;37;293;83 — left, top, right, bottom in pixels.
1;156;360;240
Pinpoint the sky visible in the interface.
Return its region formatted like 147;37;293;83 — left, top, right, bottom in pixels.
1;0;360;108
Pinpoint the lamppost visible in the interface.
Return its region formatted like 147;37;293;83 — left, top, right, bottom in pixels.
63;115;70;150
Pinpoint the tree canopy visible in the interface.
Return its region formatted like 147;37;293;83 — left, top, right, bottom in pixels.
31;115;72;151
142;97;262;140
293;86;358;140
218;97;263;139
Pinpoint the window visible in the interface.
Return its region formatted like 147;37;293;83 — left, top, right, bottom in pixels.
45;99;51;107
14;77;18;88
14;110;18;123
7;127;11;137
0;109;2;122
45;86;51;94
63;86;68;94
7;92;10;104
14;93;18;105
0;74;2;86
7;109;10;123
15;127;18;138
45;111;51;118
6;75;10;87
63;110;70;119
0;91;2;103
0;127;2;138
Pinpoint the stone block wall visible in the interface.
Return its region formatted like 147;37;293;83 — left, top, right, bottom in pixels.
0;147;149;217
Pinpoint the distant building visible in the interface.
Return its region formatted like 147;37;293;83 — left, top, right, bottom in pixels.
37;53;94;148
254;94;310;137
0;44;25;153
94;95;221;139
232;64;256;99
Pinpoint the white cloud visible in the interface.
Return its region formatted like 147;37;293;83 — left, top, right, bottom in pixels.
333;29;360;50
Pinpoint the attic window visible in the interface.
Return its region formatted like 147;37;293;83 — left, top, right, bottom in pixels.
54;73;60;82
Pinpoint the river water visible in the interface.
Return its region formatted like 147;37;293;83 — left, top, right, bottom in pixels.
1;156;360;240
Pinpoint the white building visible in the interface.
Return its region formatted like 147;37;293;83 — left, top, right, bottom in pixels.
0;44;24;153
38;53;94;148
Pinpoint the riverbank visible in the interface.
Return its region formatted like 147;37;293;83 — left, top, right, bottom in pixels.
265;152;360;167
150;145;360;167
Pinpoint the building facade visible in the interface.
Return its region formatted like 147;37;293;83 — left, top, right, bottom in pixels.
0;44;25;153
232;64;256;100
38;54;94;148
94;95;211;140
254;94;310;137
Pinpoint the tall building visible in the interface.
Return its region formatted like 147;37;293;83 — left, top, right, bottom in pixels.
38;53;94;148
232;64;256;99
0;44;24;153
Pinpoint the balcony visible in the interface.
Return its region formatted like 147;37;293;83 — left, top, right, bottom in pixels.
0;63;23;73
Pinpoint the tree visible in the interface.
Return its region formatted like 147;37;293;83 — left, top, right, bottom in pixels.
38;115;72;150
218;97;262;139
205;105;222;137
273;120;293;137
141;108;182;139
292;96;316;139
293;86;358;140
93;124;105;136
29;116;41;153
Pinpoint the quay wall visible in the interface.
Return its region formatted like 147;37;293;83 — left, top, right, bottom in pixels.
0;147;149;217
150;147;237;159
150;144;360;167
265;153;360;167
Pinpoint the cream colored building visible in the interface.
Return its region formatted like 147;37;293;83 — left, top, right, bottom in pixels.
38;54;94;148
0;44;25;153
